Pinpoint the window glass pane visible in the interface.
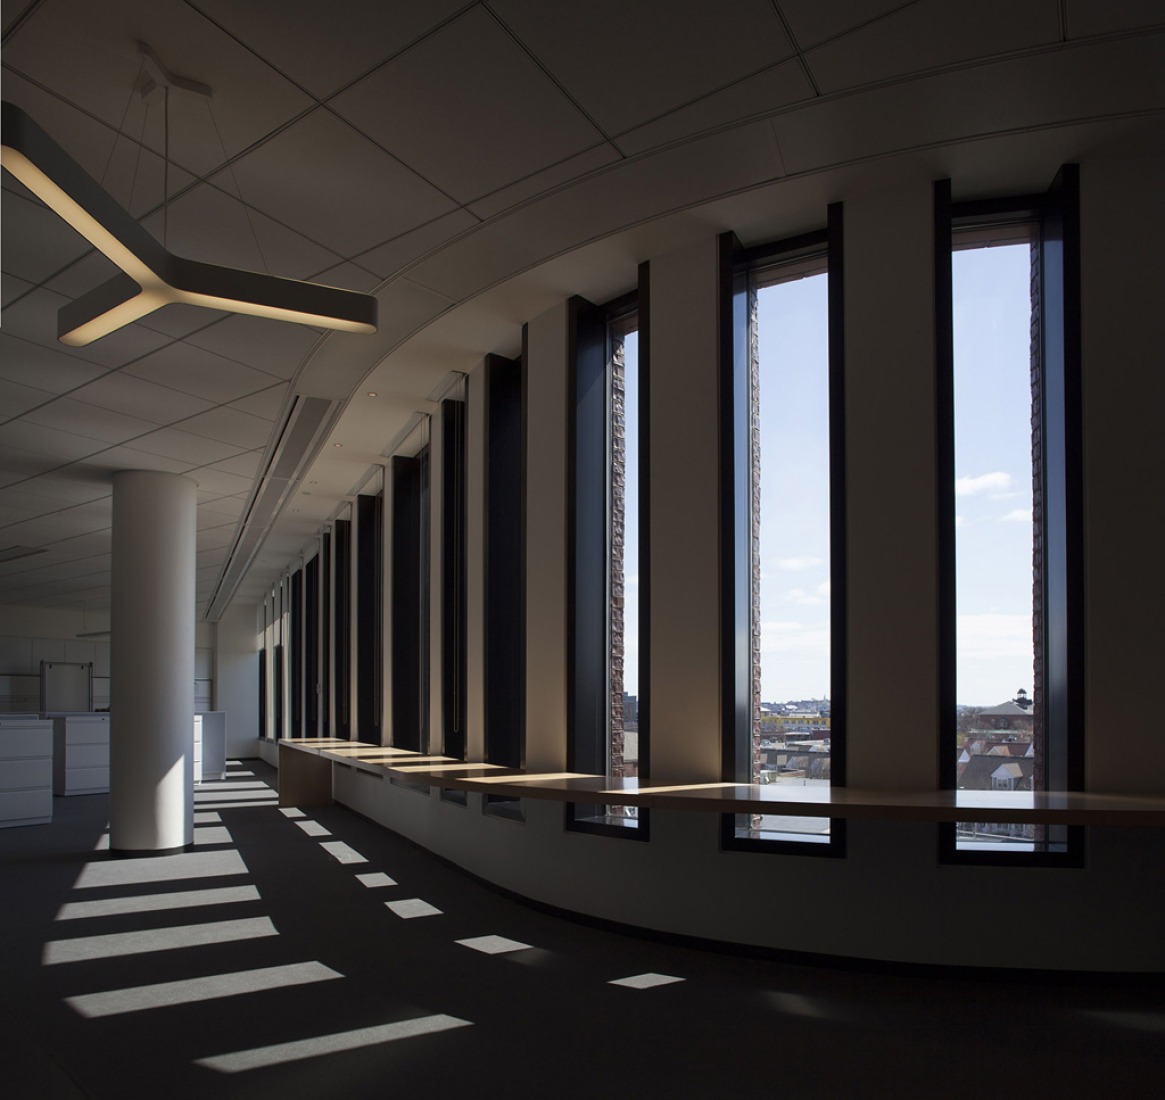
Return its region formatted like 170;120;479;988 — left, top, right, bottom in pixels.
952;240;1041;850
738;270;831;843
576;320;641;832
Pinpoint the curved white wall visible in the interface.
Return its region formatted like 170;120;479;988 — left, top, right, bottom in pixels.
305;149;1165;973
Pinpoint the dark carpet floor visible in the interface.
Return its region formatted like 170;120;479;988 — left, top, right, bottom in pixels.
1;760;1161;1099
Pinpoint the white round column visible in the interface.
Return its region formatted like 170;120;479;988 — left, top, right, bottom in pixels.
109;470;197;852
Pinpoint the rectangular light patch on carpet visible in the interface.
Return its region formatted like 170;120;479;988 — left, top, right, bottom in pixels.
44;916;278;965
355;872;397;888
280;807;306;819
385;898;442;919
456;935;532;955
74;849;248;889
195;1014;472;1073
608;973;685;990
56;885;260;921
66;960;342;1017
319;841;367;864
295;820;331;837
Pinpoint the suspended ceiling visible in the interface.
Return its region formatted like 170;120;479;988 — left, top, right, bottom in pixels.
1;0;1162;619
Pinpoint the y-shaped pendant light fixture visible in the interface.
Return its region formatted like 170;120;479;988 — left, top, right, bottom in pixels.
0;99;378;346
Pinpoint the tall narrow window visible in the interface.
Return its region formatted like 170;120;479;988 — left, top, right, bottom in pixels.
333;512;351;740
321;531;331;737
483;353;524;773
305;551;320;736
568;289;646;837
442;394;468;760
722;211;846;855
355;490;383;743
937;168;1083;862
390;433;431;754
289;566;303;736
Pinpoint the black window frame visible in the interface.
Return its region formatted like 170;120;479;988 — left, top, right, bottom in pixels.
332;515;352;741
565;271;651;841
719;206;848;859
935;166;1085;868
441;396;468;761
355;491;383;743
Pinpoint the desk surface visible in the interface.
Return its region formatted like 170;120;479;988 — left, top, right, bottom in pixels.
278;739;1165;825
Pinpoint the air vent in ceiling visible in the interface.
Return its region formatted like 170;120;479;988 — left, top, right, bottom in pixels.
205;395;339;621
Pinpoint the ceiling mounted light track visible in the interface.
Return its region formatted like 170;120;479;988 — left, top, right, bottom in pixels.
0;100;378;345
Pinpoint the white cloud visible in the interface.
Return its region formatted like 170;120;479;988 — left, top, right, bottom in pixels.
999;508;1032;524
955;514;966;528
956;613;1033;659
784;579;831;606
955;471;1011;497
759;621;830;654
774;556;823;571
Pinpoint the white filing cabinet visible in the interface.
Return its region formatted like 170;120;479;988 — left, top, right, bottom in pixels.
0;717;53;826
52;713;110;796
194;712;227;783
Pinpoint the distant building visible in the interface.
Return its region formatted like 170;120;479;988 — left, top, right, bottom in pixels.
972;699;1036;733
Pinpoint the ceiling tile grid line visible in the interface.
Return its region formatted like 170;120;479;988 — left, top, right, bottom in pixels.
480;0;619;146
769;1;823;96
0;338;289;455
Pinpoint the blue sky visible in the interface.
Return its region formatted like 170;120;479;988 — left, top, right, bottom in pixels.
620;245;1033;707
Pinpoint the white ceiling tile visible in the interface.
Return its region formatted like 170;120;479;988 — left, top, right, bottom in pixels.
24;530;110;563
0;334;111;394
6;0;313;177
0;378;55;422
352;209;480;279
1;71;199;219
68;371;215;423
215;107;459;257
199;495;247;519
180;407;274;449
0;287;174;368
6;476;112;507
332;8;604;203
196;0;470;98
70;445;195;477
128;427;244;466
207;450;264;479
774;36;1163;174
0;419;107;461
616;60;812;156
196;508;238;532
138;183;341;281
777;0;922;49
490;0;794;134
230;385;289;421
22;398;160;445
805;0;1061;93
0;502;39;524
136;305;231;341
468;143;623;220
408;121;784;303
183;315;322;379
311;263;382;293
1068;0;1165;37
125;342;282;403
189;466;255;496
1;189;91;283
0;504;110;544
3;272;36;308
197;525;234;549
43;250;121;300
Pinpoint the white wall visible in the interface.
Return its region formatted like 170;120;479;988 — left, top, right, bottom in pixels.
307;152;1165;971
213;601;260;758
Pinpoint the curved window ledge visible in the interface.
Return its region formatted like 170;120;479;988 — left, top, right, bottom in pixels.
279;740;1165;826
